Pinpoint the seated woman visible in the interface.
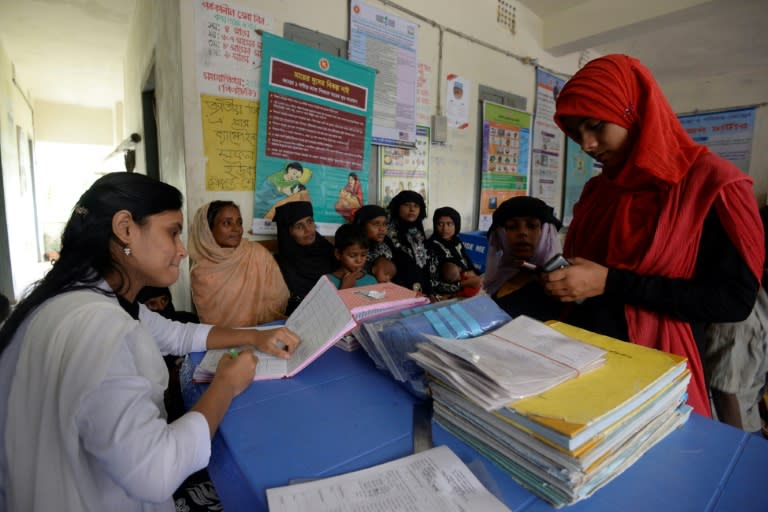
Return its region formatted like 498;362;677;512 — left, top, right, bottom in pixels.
0;172;299;510
484;196;564;321
354;204;398;283
274;201;336;314
326;224;378;289
189;201;289;327
386;191;432;293
428;206;483;298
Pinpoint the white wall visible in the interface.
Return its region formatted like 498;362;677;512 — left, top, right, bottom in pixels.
35;101;114;145
0;40;37;300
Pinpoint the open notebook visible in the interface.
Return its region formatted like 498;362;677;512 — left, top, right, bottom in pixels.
193;276;356;381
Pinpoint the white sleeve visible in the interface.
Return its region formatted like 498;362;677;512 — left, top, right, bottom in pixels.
139;304;211;356
76;340;211;503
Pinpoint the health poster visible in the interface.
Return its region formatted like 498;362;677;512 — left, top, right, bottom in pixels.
530;68;567;218
478;101;531;231
380;125;430;208
562;137;602;227
252;32;376;234
678;107;756;173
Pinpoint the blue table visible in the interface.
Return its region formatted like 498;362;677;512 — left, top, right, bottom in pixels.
181;347;768;512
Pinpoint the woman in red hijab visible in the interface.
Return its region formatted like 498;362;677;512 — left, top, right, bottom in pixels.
546;54;764;418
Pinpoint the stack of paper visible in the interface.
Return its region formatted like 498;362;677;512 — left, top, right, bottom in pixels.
411;317;691;508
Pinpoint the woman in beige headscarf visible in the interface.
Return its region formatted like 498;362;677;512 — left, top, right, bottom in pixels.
189;200;289;326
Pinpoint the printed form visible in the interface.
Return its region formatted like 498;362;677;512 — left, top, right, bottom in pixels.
266;446;510;512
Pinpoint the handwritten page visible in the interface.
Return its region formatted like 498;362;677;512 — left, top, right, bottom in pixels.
284;276;356;376
193;277;355;381
200;94;259;191
266;446;510;512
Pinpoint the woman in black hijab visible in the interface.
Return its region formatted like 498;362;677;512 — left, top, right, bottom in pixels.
428;206;482;297
386;191;432;293
274;201;335;314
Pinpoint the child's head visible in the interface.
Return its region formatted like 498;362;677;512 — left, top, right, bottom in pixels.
284;161;304;181
354;205;388;243
432;206;461;241
490;196;561;261
372;257;397;283
136;286;172;313
439;260;463;284
334;224;369;274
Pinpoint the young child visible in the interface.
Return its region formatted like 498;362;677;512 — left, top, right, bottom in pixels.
428;206;482;298
354;204;398;283
326;224;378;289
438;259;481;298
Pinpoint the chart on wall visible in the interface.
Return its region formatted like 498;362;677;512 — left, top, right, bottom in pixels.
379;126;430;208
252;32;376;235
562;138;602;227
530;68;566;218
478;101;531;231
349;1;418;147
678;107;756;173
195;0;272;191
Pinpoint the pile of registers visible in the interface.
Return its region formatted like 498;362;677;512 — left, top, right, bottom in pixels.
410;315;692;508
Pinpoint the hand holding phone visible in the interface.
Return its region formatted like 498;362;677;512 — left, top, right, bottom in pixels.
541;253;570;272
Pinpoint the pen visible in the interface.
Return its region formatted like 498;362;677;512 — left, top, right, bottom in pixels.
228;348;239;358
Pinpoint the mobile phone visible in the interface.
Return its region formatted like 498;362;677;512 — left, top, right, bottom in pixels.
541;253;570;272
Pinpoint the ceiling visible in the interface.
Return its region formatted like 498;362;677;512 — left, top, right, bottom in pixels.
519;0;768;85
0;0;136;109
0;0;766;109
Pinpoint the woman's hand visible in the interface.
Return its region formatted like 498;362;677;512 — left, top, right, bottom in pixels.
246;326;300;359
213;349;258;398
541;257;608;302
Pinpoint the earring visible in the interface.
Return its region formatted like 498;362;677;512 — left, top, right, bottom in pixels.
123;246;132;256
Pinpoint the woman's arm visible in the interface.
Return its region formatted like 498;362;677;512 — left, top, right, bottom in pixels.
545;211;759;323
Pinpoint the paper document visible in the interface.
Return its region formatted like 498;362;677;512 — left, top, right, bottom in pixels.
410;315;606;410
193;276;356;381
266;445;510;512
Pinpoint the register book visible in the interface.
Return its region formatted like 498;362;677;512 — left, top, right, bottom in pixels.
192;276;356;381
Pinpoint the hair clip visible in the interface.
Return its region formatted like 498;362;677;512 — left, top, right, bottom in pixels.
74;206;89;216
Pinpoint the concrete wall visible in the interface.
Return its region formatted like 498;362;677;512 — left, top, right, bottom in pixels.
35;100;114;145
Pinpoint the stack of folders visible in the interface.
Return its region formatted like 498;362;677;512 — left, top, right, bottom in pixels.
410;316;692;508
352;295;512;397
334;282;431;351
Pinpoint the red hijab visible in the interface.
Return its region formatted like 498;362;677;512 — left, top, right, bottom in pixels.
555;55;764;418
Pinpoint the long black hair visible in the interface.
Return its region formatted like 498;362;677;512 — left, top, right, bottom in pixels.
0;172;183;356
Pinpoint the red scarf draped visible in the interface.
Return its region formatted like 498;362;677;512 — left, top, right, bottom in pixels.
555;55;764;418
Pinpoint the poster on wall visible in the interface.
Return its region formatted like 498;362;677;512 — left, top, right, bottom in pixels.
195;1;272;191
380;125;430;208
678;107;756;173
252;32;376;235
562;137;602;227
530;68;567;218
416;62;433;126
478;101;531;231
349;1;418;147
446;74;470;129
